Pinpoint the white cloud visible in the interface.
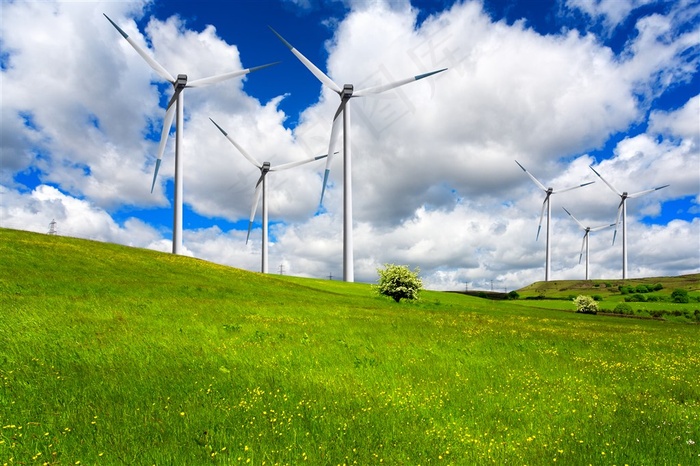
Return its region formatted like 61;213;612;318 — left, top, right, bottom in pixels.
1;0;698;290
0;184;163;248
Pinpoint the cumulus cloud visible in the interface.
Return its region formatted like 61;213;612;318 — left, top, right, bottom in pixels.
1;0;698;289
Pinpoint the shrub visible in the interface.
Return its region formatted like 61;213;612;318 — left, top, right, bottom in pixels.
635;285;649;293
671;289;689;303
574;295;598;314
625;293;646;302
374;264;423;303
653;283;663;291
619;285;631;295
507;290;520;300
592;294;603;301
614;303;633;315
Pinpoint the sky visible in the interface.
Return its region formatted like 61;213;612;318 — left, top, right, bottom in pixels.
1;0;699;290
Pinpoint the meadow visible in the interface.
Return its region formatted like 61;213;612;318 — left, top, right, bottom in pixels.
1;228;698;465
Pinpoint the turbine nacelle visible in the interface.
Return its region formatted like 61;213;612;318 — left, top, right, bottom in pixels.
341;84;354;99
175;74;188;88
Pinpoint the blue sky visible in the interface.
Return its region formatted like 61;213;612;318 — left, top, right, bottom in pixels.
1;0;698;289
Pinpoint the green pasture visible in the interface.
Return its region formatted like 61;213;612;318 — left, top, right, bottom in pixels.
1;228;698;465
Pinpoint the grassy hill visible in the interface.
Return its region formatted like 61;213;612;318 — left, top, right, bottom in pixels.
516;274;700;298
1;228;698;465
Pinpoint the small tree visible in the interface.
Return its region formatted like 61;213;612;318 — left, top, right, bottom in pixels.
574;295;598;314
671;289;689;303
374;264;423;303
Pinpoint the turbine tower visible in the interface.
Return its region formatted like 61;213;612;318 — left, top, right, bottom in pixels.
515;160;594;281
562;207;615;280
104;14;277;254
270;27;446;282
210;118;328;273
589;166;669;279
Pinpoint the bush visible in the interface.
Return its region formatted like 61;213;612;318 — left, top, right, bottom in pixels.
507;290;520;300
625;293;646;302
671;289;689;303
619;285;631;295
653;283;663;291
574;295;598;314
374;264;423;303
635;285;649;293
614;303;633;315
592;294;603;301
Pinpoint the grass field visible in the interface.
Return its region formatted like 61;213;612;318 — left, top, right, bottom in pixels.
1;228;698;465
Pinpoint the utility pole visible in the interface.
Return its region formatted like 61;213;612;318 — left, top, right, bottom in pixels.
278;263;285;275
48;219;57;235
328;273;333;280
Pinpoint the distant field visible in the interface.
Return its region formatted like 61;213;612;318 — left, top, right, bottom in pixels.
1;228;698;465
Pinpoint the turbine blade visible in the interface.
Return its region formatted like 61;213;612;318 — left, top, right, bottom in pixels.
187;62;280;87
269;26;342;93
320;169;331;207
353;68;447;96
209;118;262;168
320;102;345;205
627;184;670;199
103;14;175;83
612;201;623;245
589;165;622;196
536;197;547;241
553;181;595;194
272;152;330;171
590;223;616;232
151;102;177;193
515;160;547;192
579;234;586;264
150;159;161;194
246;179;264;244
562;207;585;230
165;87;184;114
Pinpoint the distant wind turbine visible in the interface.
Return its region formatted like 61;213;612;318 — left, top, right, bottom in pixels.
515;160;594;281
104;14;277;254
589;166;669;279
562;207;615;280
270;26;447;282
210;118;328;273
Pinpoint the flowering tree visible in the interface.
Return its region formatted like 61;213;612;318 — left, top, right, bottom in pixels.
574;295;598;314
374;264;423;303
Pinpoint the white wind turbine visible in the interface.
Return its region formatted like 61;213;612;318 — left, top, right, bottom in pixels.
210;118;328;273
562;207;615;280
104;14;277;255
270;26;447;282
589;166;669;279
515;160;594;281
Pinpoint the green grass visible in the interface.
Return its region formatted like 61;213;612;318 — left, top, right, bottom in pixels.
1;228;699;465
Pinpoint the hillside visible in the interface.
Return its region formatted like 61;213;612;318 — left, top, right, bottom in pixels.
1;228;698;465
516;274;700;299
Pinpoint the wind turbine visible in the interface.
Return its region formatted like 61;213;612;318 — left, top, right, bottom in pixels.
210;118;328;273
104;14;277;255
589;166;669;279
270;26;447;282
562;207;615;280
515;160;594;281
